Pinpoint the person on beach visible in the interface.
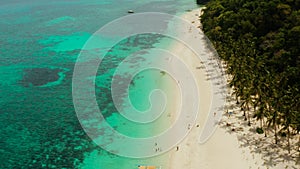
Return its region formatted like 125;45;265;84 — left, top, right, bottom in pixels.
227;110;233;117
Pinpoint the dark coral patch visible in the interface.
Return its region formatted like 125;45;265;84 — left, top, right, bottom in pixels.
20;68;61;87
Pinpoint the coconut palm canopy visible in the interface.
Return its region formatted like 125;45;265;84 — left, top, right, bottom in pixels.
201;0;299;153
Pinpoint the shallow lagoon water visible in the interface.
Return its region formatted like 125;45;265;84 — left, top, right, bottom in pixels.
0;0;198;168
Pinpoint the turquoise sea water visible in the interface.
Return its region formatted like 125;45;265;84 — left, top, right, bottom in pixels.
0;0;198;168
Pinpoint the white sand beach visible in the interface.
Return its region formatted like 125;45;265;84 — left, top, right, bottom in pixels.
166;8;298;169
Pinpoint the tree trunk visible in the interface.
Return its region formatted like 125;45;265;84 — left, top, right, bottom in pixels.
298;134;300;159
287;126;290;154
247;105;251;126
263;118;267;137
275;118;278;144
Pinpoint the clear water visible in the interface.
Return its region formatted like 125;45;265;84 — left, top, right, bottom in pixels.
0;0;198;168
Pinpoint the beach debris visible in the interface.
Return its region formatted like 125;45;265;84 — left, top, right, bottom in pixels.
138;165;161;169
128;10;134;13
176;146;179;151
196;124;200;127
226;123;231;126
160;70;166;75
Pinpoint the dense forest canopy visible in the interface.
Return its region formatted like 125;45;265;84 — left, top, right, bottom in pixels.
196;0;211;5
201;0;299;152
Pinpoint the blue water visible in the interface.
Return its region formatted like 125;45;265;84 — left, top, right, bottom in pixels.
0;0;198;168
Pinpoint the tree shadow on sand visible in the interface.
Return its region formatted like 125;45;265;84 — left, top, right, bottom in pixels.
219;100;300;169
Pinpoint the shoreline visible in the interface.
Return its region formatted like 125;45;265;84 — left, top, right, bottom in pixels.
166;7;255;169
79;7;298;169
166;7;299;169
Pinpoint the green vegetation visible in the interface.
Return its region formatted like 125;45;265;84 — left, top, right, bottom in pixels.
201;0;299;153
256;127;264;134
196;0;211;5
